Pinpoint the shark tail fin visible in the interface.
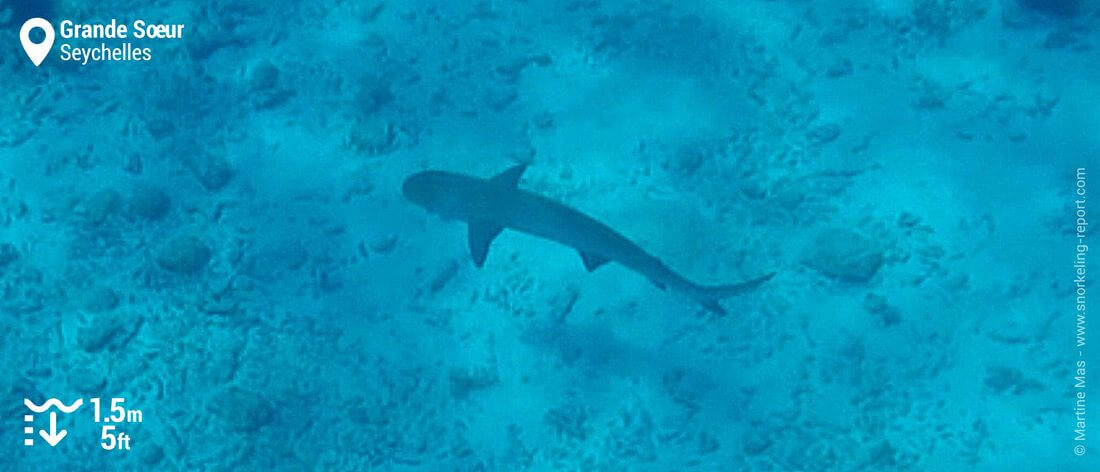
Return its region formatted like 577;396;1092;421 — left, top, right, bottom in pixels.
694;272;776;315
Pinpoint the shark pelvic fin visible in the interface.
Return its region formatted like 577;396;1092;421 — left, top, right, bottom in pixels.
468;220;504;267
578;251;610;272
490;164;528;188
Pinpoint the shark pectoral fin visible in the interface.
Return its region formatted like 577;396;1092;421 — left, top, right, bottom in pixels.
468;220;504;267
578;251;610;272
490;164;528;188
649;278;667;291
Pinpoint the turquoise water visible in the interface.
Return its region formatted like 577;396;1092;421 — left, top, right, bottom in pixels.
2;0;1097;470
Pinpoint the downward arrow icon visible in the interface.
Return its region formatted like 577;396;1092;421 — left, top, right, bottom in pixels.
39;412;67;447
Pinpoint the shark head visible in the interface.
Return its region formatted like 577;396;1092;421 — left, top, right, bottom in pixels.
402;170;469;219
402;165;528;267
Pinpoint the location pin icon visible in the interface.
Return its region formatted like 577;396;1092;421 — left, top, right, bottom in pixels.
20;18;55;67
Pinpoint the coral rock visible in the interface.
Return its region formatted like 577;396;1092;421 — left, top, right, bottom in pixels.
84;189;122;225
0;242;18;267
157;235;212;274
803;228;884;282
79;285;120;313
129;185;171;220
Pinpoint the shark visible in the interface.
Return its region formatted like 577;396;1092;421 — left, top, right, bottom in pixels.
402;165;774;313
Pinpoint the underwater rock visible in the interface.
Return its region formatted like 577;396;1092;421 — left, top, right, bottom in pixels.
139;444;165;467
210;387;275;433
345;115;396;156
144;118;177;141
156;235;212;274
67;365;106;394
200;298;239;317
1042;28;1086;50
243;238;308;283
665;147;707;177
866;440;899;468
0;266;45;314
428;260;459;294
548;285;580;323
84;189;121;225
742;433;773;455
606;404;658;461
911;0;990;39
0;242;18;267
826;58;853;78
78;285;120;313
248;61;279;92
984;366;1044;395
343;167;375;201
544;403;590;441
449;365;498;399
531;111;555;131
345;402;376;426
368;234;398;254
77;312;138;353
356;74;394;114
863;293;901;327
803;228;884;282
185;153;234;191
0;194;29;225
697;431;720;455
897;211;922;229
1;1;54;27
247;60;291;109
129;185;171;220
1018;0;1083;17
496;54;553;81
485;86;519;112
188;34;239;61
110;355;148;387
807;124;842;145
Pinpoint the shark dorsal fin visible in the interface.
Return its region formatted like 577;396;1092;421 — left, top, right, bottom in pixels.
578;251;610;272
490;164;527;187
468;220;504;267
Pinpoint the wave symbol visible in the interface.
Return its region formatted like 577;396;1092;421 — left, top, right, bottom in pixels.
24;398;83;413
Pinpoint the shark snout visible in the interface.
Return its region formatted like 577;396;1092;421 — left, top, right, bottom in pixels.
401;171;434;205
403;170;463;214
400;173;420;197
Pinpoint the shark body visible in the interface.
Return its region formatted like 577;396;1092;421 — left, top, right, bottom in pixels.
402;165;773;313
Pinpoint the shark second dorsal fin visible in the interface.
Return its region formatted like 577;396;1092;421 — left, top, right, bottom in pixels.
468;220;504;267
490;164;527;187
578;251;610;272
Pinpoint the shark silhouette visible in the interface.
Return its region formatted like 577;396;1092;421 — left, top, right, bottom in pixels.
402;165;774;313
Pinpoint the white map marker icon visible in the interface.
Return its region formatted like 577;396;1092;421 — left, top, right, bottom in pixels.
20;18;55;67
